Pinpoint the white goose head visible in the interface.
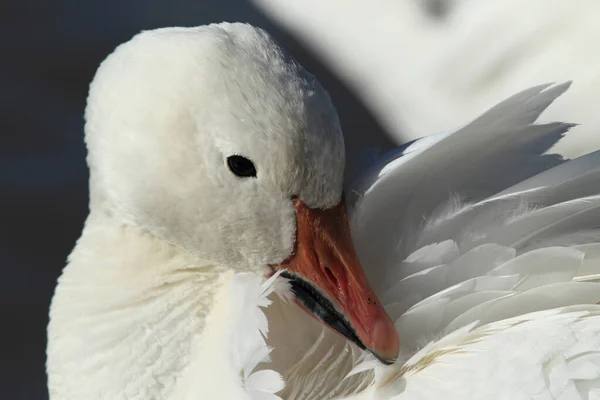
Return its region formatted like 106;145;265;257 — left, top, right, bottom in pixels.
71;22;396;366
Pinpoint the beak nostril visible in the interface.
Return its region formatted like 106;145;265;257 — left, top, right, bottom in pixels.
324;266;337;285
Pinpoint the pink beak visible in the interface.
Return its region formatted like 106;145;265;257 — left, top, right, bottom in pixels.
274;198;399;364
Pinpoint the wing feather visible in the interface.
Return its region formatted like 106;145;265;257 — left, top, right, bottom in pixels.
349;83;575;280
342;83;600;399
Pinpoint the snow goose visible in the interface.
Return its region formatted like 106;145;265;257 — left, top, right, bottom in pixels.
47;23;396;400
47;23;600;400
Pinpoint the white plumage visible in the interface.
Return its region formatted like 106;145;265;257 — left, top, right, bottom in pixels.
47;23;600;400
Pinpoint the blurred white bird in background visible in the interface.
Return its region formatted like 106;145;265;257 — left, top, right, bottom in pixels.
46;23;600;400
256;0;600;158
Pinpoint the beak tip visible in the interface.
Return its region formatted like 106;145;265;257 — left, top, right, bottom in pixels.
370;317;400;364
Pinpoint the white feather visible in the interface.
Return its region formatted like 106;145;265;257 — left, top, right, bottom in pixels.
349;83;574;279
341;83;600;399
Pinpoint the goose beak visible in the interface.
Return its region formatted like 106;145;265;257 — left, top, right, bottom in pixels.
274;198;399;364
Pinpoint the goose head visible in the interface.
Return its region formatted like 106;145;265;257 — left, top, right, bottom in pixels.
83;23;398;363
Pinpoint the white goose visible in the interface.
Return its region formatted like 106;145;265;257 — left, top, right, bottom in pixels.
47;23;600;400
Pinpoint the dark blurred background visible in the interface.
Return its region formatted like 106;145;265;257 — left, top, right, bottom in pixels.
0;1;395;398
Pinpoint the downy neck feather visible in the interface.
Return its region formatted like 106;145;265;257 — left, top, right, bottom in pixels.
47;212;228;399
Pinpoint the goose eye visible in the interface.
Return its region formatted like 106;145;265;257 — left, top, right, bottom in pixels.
227;155;257;178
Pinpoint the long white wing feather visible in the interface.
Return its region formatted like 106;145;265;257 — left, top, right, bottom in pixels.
341;83;600;399
349;83;573;279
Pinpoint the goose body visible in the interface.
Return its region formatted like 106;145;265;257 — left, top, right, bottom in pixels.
47;23;600;400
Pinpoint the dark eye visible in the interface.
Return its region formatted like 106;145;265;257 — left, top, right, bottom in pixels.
227;155;257;178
